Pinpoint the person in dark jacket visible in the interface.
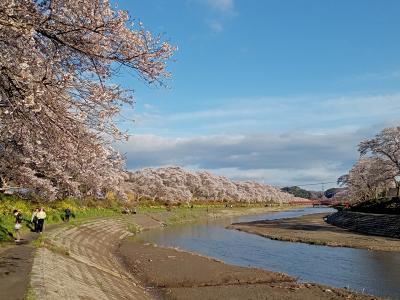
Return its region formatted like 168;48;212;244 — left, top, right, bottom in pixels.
31;208;39;232
64;208;71;222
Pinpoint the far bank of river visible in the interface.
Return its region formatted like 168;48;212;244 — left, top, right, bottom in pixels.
133;207;400;299
229;212;400;252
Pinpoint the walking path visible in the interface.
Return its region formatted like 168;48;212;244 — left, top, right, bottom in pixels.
0;241;35;300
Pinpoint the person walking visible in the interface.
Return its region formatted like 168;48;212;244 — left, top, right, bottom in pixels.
36;208;46;234
64;208;71;223
31;208;39;232
13;209;23;242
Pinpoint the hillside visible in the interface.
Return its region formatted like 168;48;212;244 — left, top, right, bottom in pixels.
281;186;312;199
124;167;305;204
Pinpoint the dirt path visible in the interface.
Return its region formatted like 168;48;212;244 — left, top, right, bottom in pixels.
0;242;34;300
229;213;400;251
0;231;39;300
29;215;163;300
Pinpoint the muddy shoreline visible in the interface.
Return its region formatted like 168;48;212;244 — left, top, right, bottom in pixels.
229;213;400;252
119;239;381;300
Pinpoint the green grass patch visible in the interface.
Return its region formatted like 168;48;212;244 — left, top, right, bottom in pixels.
166;207;209;225
127;223;142;234
24;283;36;300
0;193;295;242
0;195;124;242
31;234;69;256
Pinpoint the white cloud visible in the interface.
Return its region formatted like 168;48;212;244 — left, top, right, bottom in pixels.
207;20;224;33
206;0;234;13
119;91;400;187
209;166;340;188
352;70;400;81
143;103;156;110
117;128;371;187
193;0;236;33
130;92;400;136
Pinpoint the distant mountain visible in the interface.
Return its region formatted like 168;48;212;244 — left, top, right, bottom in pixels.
282;186;348;201
281;186;312;199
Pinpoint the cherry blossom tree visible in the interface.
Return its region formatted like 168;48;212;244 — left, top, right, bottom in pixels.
338;127;400;202
124;166;296;204
359;127;400;173
359;126;400;196
0;0;174;199
339;157;396;202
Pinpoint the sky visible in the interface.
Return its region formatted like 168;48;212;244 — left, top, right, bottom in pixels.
115;0;400;189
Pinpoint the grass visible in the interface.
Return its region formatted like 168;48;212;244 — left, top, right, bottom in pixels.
127;223;142;234
42;239;70;256
166;207;209;225
0;193;298;242
0;195;124;243
24;284;36;300
0;195;183;242
164;204;287;225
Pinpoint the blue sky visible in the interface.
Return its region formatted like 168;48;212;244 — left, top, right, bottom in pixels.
115;0;400;188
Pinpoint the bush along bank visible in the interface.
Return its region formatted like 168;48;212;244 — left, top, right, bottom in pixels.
350;197;400;214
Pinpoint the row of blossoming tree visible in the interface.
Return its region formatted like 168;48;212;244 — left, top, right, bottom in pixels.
0;0;174;200
124;166;305;205
338;127;400;202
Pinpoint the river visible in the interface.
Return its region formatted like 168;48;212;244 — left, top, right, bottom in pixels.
136;207;400;299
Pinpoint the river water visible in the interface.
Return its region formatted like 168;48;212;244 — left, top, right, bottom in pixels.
136;207;400;299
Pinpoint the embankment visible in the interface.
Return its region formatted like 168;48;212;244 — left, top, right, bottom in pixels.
326;211;400;239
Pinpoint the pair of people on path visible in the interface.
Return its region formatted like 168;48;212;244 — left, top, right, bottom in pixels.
31;208;46;234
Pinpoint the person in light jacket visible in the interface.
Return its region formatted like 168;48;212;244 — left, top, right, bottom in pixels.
36;208;46;234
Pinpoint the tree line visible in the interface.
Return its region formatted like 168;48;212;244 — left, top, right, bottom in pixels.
124;166;302;204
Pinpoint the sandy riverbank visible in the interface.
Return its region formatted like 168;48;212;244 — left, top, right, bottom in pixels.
119;240;380;300
229;213;400;252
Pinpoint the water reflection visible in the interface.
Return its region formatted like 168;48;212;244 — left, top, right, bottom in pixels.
137;208;400;299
